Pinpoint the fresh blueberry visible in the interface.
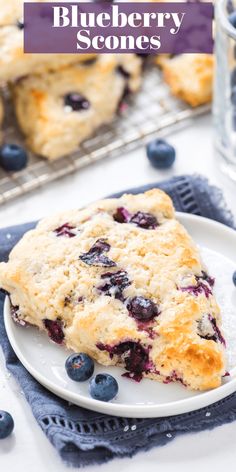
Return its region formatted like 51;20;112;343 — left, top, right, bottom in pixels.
64;93;90;111
0;144;28;172
89;374;118;402
229;11;236;28
146;139;176;169
0;411;14;439
65;353;94;382
127;296;159;321
233;271;236;286
197;271;215;288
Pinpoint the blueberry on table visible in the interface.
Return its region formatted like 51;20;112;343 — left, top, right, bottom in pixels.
0;411;14;439
0;144;28;172
89;374;118;402
146;139;176;169
233;271;236;286
65;353;94;382
229;11;236;28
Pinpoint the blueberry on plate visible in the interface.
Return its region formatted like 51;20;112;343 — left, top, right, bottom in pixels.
65;353;94;382
233;271;236;286
0;144;28;172
146;139;176;169
89;373;118;402
0;411;14;439
229;11;236;28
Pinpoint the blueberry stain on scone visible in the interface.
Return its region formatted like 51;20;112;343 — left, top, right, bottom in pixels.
10;303;27;327
180;281;212;298
180;272;214;298
0;190;226;391
98;270;131;300
54;223;77;238
198;314;226;346
113;207;158;229
79;239;116;267
97;341;153;382
43;319;65;344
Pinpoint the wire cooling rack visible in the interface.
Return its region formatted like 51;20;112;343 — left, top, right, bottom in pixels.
0;66;210;206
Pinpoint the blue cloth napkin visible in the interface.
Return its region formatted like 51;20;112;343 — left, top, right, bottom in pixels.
0;174;235;468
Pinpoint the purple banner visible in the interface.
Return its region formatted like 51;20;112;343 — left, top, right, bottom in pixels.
24;2;213;54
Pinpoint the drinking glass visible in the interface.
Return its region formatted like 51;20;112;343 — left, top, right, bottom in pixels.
214;0;236;181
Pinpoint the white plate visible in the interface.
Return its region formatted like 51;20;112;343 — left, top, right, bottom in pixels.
4;213;236;418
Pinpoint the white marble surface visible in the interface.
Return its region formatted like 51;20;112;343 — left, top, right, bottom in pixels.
0;114;236;471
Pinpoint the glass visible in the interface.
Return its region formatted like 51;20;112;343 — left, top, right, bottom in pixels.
214;0;236;181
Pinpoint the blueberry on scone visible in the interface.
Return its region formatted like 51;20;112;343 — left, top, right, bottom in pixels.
0;189;226;390
12;54;142;159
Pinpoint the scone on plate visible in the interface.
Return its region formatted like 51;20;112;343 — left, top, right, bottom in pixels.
0;0;96;83
159;54;214;107
0;189;226;390
12;54;142;160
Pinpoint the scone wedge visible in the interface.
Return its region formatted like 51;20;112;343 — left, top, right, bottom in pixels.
159;54;214;107
12;54;142;160
0;190;226;390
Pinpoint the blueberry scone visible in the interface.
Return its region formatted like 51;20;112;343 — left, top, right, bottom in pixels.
0;0;95;83
12;54;142;160
159;54;214;107
0;190;226;390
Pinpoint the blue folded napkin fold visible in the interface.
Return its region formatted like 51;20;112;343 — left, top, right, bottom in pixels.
0;174;235;468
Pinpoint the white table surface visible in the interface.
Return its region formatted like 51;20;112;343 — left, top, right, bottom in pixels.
0;114;236;472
